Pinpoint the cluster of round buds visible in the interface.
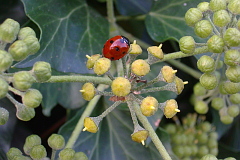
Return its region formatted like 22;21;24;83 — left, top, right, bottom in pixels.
7;134;88;160
164;113;218;159
0;18;52;124
82;37;187;145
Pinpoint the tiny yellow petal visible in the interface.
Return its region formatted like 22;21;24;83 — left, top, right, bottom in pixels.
184;81;188;84
175;109;181;112
82;127;87;131
79;90;85;93
150;106;156;110
158;44;163;49
133;40;137;44
172;70;178;74
141;140;145;145
86;55;91;59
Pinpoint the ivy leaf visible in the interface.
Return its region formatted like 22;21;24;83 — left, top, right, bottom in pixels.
18;0;108;74
145;0;205;42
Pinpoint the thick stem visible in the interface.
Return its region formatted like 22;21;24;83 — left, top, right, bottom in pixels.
50;149;56;160
99;101;121;119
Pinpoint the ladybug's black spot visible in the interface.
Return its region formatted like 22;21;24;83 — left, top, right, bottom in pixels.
115;47;120;51
122;51;126;54
110;40;114;44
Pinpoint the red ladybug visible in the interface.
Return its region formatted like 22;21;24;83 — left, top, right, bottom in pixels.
102;35;130;60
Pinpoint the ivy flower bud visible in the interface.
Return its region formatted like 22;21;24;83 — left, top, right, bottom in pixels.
147;44;164;64
0;78;9;99
197;55;215;73
228;0;240;14
86;54;101;69
179;36;195;54
161;66;177;83
29;145;47;160
223;81;240;94
225;66;240;83
140;96;158;116
219;107;233;124
193;82;207;96
18;27;36;40
0;107;9;125
22;89;42;108
13;71;34;91
227;105;239;117
229;93;240;104
201;154;218;160
194;100;208;114
131;59;150;76
164;99;180;118
223;28;240;47
207;35;224;53
174;76;188;94
59;148;75;160
200;73;217;90
224;50;240;66
111;77;131;97
23;134;41;155
0;50;13;72
209;0;227;11
8;40;28;61
197;2;210;12
194;20;213;38
213;10;231;27
48;134;65;150
16;104;35;121
7;147;23;160
83;117;101;133
73;152;88;160
131;126;149;145
80;83;95;101
185;8;203;26
0;18;20;43
218;82;229;94
93;57;111;75
23;36;40;55
129;40;142;55
32;61;51;82
211;97;224;110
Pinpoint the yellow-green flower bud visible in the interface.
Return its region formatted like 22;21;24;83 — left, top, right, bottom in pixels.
228;0;240;14
164;99;180;118
197;2;210;12
200;154;218;160
225;66;240;83
211;97;224;110
32;61;51;82
18;27;36;40
174;76;187;94
59;148;75;160
193;82;207;96
83;117;101;133
218;82;230;94
8;40;28;61
16;104;35;121
0;107;9;125
7;147;23;160
213;10;231;27
197;55;215;73
207;35;224;53
219;107;233;124
223;81;240;94
223;28;240;47
48;134;65;150
185;8;203;26
161;66;177;83
0;18;20;43
179;36;195;54
227;105;239;117
194;20;213;38
23;36;40;55
195;100;208;114
29;145;47;160
147;44;164;64
224;49;240;66
93;57;111;75
80;83;95;101
13;71;34;91
86;54;101;69
200;73;217;90
229;93;240;104
22;89;42;108
0;50;13;71
0;78;9;99
23;134;41;155
111;77;131;97
131;127;149;145
209;0;227;11
129;40;142;55
73;152;88;160
131;59;150;76
140;96;158;116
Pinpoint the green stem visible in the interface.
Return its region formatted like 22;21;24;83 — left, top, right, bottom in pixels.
65;84;107;148
116;15;146;21
8;86;24;96
140;83;177;94
50;149;56;160
107;0;119;36
132;100;172;160
99;101;121;118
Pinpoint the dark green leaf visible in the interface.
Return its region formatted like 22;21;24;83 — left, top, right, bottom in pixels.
145;0;205;42
115;0;152;16
18;0;108;73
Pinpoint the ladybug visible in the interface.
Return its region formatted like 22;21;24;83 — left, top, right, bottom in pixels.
102;35;130;60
